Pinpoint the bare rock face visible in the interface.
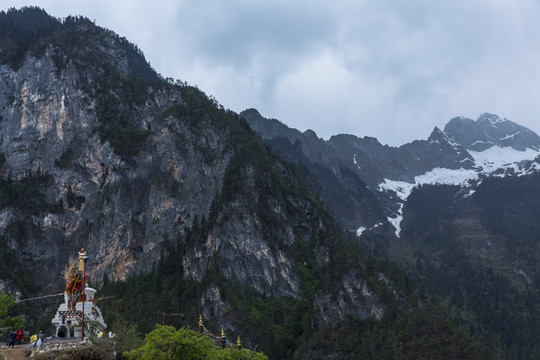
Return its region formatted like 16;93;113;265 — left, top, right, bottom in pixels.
0;45;230;289
200;283;231;320
315;270;384;324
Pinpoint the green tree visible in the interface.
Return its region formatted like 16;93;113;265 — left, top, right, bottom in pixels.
111;320;144;357
0;291;24;328
125;325;267;360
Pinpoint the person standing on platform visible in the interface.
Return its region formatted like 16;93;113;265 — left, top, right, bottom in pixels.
8;329;16;348
37;330;45;348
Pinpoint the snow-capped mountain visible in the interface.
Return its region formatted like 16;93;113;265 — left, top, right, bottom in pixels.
378;114;540;236
444;113;540;151
241;109;540;237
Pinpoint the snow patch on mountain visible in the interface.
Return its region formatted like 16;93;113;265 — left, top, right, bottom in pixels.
416;167;478;187
489;116;504;125
388;214;403;238
379;168;478;202
470;146;539;173
377;145;540;237
356;226;366;237
378;180;415;201
500;132;520;140
378;180;413;237
356;222;384;237
379;167;478;237
471;140;493;147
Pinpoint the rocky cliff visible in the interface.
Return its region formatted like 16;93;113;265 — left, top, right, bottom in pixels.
0;23;225;290
0;8;329;303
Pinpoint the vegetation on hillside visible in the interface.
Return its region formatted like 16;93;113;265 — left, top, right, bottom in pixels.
100;242;498;359
0;291;24;329
0;7;156;78
391;182;540;360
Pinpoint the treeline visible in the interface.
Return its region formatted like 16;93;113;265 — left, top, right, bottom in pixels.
0;6;156;79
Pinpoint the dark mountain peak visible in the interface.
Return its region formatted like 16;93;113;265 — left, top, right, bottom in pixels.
329;133;359;146
477;112;504;125
427;127;461;148
329;134;386;151
427;126;446;143
444;116;492;151
241;108;263;119
399;126;474;175
240;108;301;142
361;136;383;147
444;113;540;152
445;116;476;129
303;129;320;140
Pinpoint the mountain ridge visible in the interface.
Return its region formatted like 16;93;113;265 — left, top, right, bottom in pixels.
242;108;540;223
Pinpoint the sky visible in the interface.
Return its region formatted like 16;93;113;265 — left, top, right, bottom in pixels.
2;0;540;146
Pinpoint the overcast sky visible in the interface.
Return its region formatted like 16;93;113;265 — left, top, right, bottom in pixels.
3;0;540;145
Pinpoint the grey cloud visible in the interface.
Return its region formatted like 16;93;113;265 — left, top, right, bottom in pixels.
174;1;336;68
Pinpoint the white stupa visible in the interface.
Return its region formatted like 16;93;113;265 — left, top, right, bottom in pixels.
51;249;107;338
51;286;107;338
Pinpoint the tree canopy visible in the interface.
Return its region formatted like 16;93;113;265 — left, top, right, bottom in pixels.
125;325;268;360
0;291;24;329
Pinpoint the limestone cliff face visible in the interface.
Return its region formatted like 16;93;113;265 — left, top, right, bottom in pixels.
0;48;230;287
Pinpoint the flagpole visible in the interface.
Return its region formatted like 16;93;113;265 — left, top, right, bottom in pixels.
80;249;88;341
